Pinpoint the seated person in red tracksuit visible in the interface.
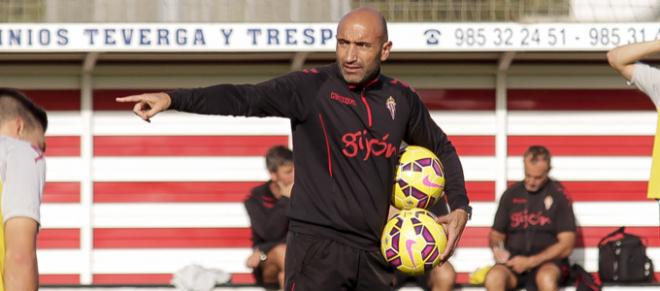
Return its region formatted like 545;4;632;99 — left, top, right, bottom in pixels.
244;145;294;288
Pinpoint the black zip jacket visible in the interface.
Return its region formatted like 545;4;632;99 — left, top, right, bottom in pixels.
169;63;469;250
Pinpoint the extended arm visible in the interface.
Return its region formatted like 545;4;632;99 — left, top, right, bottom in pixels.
607;40;660;80
117;71;313;122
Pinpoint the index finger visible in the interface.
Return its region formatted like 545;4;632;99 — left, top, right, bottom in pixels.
116;95;144;103
440;229;457;261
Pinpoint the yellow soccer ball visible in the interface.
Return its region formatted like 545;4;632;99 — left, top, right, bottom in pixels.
392;145;445;210
380;208;447;276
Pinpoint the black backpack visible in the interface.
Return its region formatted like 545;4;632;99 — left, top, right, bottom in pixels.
598;227;655;283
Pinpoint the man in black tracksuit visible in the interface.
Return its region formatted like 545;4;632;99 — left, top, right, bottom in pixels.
117;8;471;291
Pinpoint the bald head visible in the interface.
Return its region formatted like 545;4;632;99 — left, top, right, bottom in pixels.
335;8;392;84
338;7;388;44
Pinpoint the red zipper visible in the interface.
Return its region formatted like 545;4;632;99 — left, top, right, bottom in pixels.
360;90;372;128
359;77;380;128
318;113;333;177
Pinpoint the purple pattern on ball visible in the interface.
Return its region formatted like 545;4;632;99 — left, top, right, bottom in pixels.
422;228;435;242
410;187;426;199
412;163;423;172
417;158;432;167
402;163;412;172
417;197;428;208
405;186;413;197
432;160;443;176
427;247;439;262
414;225;423;235
392;234;400;252
390;257;402;267
394;217;403;229
385;249;397;259
421;245;434;258
397;179;408;188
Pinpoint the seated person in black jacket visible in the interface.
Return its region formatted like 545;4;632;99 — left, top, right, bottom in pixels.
244;145;294;288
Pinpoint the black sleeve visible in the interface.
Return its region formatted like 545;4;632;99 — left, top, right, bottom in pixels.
492;190;511;233
403;92;469;210
244;196;289;253
168;71;312;122
554;190;577;233
427;195;450;217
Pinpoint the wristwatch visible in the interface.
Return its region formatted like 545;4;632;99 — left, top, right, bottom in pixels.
259;251;268;262
455;205;472;221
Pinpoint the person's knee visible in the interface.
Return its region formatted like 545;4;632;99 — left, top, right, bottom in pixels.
268;244;285;257
484;265;509;288
535;264;560;290
273;243;286;252
433;263;456;284
261;263;280;284
268;243;287;267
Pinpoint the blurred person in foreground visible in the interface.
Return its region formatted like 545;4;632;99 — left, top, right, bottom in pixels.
245;145;294;289
0;88;48;291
